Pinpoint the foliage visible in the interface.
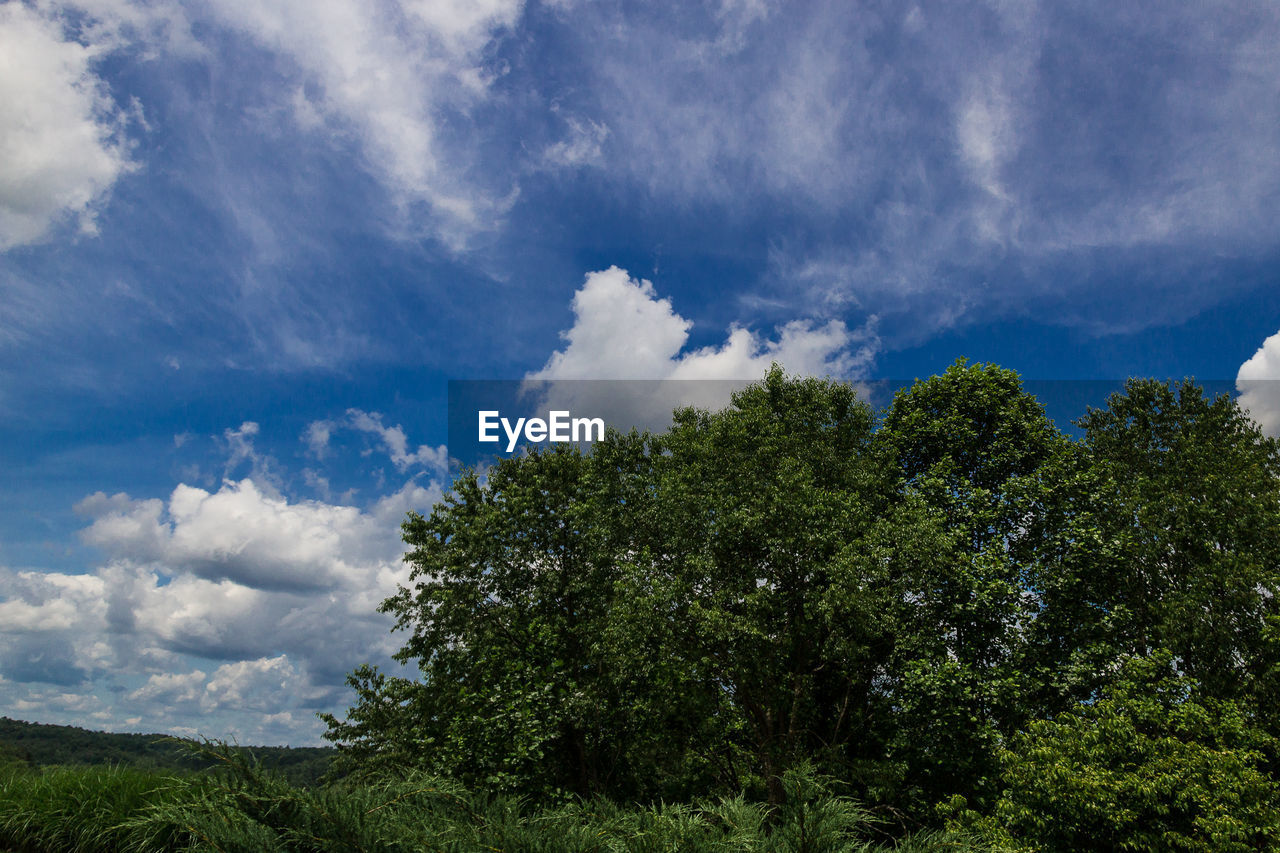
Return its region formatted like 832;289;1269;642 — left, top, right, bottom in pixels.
871;361;1065;812
958;653;1280;852
1074;380;1280;706
318;363;1280;843
0;747;986;852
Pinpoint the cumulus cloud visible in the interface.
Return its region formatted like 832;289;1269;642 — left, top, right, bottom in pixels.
0;2;136;250
1238;329;1280;437
130;655;327;715
530;266;875;382
79;478;404;591
0;470;442;743
521;266;878;431
0;569;110;686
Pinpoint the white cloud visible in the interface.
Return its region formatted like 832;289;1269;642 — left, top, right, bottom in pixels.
524;266;878;431
205;656;321;713
542;117;610;168
370;478;444;528
1238;329;1280;437
74;492;168;562
0;2;136;249
218;421;286;491
303;421;332;458
304;410;449;474
956;74;1018;241
128;668;206;706
346;409;449;473
530;266;875;381
16;0;523;252
44;0;200;56
195;0;523;246
79;478;404;591
0;569;110;685
129;655;324;717
554;2;1280;337
0;570;107;634
0;469;443;743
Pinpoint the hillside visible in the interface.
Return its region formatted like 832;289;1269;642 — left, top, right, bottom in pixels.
0;717;334;786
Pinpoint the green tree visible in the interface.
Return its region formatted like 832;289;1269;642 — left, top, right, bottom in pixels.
980;652;1280;852
327;444;632;796
1021;380;1280;724
633;368;885;804
873;361;1065;810
326;368;895;803
321;365;1280;844
1077;380;1280;704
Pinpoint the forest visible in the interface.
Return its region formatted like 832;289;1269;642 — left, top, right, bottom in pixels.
0;717;334;786
4;362;1279;851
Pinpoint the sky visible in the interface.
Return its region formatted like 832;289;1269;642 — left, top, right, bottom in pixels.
1;0;1279;746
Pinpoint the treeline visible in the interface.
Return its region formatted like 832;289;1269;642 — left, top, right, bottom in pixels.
0;717;334;787
321;362;1280;851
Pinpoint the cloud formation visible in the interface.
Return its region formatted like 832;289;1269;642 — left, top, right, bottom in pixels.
1238;329;1280;437
8;0;1278;369
530;266;876;381
524;266;879;431
0;3;135;249
0;468;440;743
79;479;398;591
306;410;449;475
550;1;1280;336
195;0;523;246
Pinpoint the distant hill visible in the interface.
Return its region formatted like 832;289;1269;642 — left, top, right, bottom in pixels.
0;717;335;786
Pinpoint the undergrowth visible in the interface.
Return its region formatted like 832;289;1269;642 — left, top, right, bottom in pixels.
0;744;987;852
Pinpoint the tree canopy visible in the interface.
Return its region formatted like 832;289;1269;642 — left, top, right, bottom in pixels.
323;363;1280;845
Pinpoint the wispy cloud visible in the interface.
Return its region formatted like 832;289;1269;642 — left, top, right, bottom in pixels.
305;410;449;475
193;0;524;248
547;1;1280;339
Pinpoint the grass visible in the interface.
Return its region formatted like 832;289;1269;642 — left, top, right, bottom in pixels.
0;749;988;852
0;762;187;852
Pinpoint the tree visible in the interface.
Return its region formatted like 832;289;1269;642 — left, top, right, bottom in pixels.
322;365;1280;843
1077;380;1280;705
325;444;637;796
980;652;1280;852
1020;380;1280;724
633;368;885;804
872;361;1065;810
325;368;894;803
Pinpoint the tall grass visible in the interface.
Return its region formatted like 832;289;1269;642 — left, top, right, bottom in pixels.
0;762;186;852
0;746;988;851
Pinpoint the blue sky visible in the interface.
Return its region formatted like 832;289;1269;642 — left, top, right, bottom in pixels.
2;0;1280;745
